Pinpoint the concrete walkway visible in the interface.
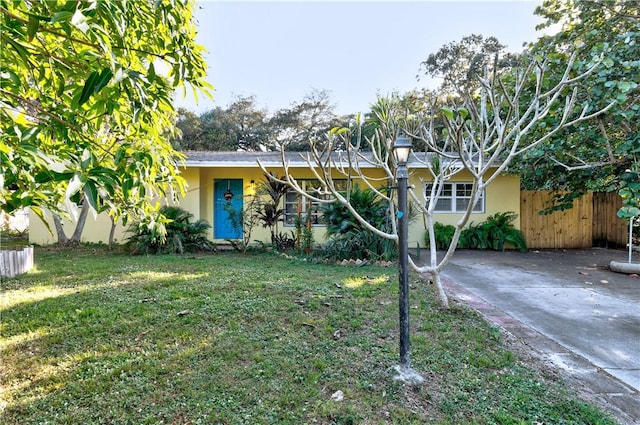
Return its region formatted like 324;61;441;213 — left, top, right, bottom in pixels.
415;248;640;425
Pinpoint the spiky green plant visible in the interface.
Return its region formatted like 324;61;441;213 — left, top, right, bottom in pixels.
425;222;456;250
255;173;289;246
481;212;527;252
459;222;487;249
321;185;395;261
127;206;215;254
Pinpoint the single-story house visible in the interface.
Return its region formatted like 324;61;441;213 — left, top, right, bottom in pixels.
29;151;520;247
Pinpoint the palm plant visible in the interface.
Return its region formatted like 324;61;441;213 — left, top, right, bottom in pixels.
255;173;289;246
255;203;284;243
127;206;215;254
321;185;395;261
481;212;527;252
459;222;487;249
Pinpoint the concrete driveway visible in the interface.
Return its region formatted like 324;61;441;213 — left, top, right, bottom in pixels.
415;248;640;424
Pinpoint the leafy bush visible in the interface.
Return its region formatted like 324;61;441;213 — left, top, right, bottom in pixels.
127;206;215;254
427;212;527;252
482;212;527;252
273;231;297;251
459;222;486;249
424;222;456;250
320;185;395;261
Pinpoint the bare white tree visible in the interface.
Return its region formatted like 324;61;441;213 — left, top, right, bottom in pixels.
259;54;612;308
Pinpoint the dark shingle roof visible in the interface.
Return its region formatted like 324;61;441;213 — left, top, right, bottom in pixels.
184;150;384;168
185;151;300;166
183;150;481;169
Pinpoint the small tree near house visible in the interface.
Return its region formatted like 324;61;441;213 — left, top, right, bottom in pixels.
260;52;612;309
254;173;288;247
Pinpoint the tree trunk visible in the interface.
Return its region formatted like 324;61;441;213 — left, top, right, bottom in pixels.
432;272;449;309
52;213;69;245
108;218;117;249
70;198;90;243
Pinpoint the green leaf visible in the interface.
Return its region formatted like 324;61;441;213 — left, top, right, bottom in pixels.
617;207;640;219
602;57;614;68
122;179;133;202
442;108;454;120
3;36;31;67
35;171;54;184
627;182;640;191
617;81;632;93
27;15;40;41
52;171;75;182
0;70;20;86
78;71;100;106
56;78;65;96
148;62;156;82
83;181;99;213
94;68;113;93
51;11;73;23
619;188;632;198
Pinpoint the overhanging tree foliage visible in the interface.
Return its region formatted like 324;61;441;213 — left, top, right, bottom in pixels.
512;0;639;214
0;0;211;235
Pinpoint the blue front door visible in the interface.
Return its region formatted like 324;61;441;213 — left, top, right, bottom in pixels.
214;179;243;239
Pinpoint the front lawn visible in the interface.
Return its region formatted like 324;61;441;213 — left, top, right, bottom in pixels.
0;247;616;424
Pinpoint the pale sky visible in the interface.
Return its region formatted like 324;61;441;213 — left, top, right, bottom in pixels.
175;0;549;116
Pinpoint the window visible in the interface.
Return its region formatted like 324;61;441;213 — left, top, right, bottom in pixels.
283;180;348;226
425;183;484;213
284;192;324;226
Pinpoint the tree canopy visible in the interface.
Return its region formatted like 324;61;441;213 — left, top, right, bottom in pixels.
174;96;269;152
1;0;211;226
173;90;350;152
512;0;639;214
419;34;519;97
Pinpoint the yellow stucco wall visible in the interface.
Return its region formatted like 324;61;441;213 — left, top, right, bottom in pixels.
29;208;128;246
28;164;520;248
190;166;376;244
189;166;520;247
405;172;521;246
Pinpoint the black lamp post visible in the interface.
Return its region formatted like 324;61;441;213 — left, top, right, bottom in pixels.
392;135;424;385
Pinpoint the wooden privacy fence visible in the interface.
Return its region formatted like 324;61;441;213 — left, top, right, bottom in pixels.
592;191;627;247
0;246;34;278
520;191;628;249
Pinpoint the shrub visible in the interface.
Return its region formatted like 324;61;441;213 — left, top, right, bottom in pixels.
482;212;527;252
459;221;486;249
127;206;215;255
424;222;456;250
320;185;395;261
426;212;527;252
272;231;297;251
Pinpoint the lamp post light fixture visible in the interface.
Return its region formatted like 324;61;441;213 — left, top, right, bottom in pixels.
392;135;424;385
393;135;412;169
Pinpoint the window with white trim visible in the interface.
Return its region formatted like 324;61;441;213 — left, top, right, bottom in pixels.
283;180;348;226
425;183;484;213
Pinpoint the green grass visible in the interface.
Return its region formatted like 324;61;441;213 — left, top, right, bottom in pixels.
1;246;617;424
